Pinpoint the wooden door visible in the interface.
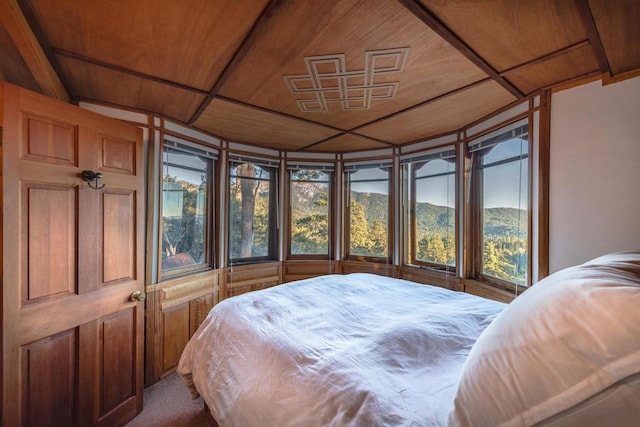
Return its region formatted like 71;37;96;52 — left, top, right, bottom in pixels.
1;83;145;426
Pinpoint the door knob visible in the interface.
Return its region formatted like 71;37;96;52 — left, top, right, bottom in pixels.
130;290;147;302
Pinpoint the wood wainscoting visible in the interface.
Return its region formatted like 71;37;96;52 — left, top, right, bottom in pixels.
397;266;463;292
145;269;220;385
339;260;396;276
283;260;337;283
223;262;282;298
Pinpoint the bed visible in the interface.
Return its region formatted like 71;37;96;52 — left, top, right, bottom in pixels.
178;253;640;427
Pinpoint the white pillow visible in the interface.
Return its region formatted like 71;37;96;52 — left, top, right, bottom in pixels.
448;252;640;427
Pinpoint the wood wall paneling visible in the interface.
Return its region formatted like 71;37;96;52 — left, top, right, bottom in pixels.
397;266;462;291
224;262;282;298
462;278;515;303
190;293;216;336
339;260;396;277
283;260;336;283
146;269;220;383
161;303;190;375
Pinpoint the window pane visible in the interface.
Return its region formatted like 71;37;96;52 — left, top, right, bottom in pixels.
414;159;455;266
481;137;528;285
229;162;275;260
290;169;330;255
162;147;210;271
348;168;389;258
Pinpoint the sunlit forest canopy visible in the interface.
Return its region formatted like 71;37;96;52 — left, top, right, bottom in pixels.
477;129;529;285
413;157;456;267
346;165;390;258
290;168;331;256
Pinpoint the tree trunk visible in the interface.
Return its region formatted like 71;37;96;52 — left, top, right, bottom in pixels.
239;163;256;257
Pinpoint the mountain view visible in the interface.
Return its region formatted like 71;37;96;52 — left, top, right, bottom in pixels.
291;185;527;284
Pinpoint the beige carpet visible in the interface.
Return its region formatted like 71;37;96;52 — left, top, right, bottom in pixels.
125;372;209;426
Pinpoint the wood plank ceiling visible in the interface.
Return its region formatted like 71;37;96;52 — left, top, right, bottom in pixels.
1;0;638;152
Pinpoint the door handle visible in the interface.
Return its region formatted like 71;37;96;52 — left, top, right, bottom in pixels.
130;290;147;302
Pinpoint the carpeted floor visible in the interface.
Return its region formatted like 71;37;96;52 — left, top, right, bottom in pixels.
124;372;209;426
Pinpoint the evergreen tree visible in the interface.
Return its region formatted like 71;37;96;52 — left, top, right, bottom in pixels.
350;200;371;254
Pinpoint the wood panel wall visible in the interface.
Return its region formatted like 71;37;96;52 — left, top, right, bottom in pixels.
144;269;220;385
397;266;462;292
223;262;282;298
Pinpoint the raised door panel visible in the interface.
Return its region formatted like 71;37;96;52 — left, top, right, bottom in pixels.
102;190;136;285
99;134;135;175
99;309;136;418
22;183;77;302
21;114;77;166
21;330;77;427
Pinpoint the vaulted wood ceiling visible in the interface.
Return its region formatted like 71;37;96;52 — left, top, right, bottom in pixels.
1;0;638;152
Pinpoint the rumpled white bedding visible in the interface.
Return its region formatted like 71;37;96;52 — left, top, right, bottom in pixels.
178;273;505;427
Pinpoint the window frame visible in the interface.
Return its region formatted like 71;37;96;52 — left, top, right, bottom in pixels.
404;146;458;272
343;162;393;263
159;140;216;279
286;164;334;260
467;119;531;292
227;157;279;265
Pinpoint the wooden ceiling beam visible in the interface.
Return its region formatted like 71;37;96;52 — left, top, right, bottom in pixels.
349;78;491;133
188;0;283;125
573;0;611;75
0;0;69;102
216;95;346;133
298;132;394;152
499;40;591;77
397;0;524;99
53;49;209;96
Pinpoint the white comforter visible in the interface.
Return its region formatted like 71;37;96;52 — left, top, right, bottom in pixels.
178;273;505;427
